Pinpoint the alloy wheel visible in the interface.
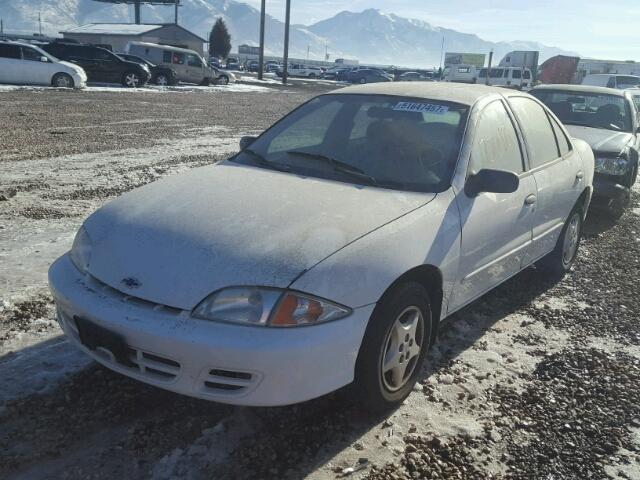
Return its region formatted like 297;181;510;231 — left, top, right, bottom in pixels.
125;73;140;88
562;212;581;267
380;306;424;392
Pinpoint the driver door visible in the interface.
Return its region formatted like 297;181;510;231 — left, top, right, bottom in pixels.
449;99;537;312
19;46;52;85
186;54;205;84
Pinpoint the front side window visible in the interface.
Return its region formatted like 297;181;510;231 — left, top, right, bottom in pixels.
616;76;640;88
232;94;469;193
0;44;22;59
512;70;521;79
508;97;560;168
471;101;524;174
172;52;185;65
187;54;202;67
530;89;633;132
523;70;531;79
21;46;42;61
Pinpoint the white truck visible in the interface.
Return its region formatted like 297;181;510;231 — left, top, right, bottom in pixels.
277;64;324;78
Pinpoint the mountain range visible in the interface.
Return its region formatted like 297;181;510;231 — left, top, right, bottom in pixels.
1;0;574;67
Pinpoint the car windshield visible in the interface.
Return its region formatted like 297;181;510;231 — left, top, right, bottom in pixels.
531;90;633;132
231;94;469;193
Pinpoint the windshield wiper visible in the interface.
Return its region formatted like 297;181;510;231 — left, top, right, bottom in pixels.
286;150;378;185
243;148;291;172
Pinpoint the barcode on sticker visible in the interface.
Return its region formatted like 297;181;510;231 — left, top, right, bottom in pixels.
392;102;449;114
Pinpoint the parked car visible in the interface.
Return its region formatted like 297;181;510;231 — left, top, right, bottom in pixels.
246;60;260;73
348;68;393;84
41;42;150;87
209;57;221;68
442;64;479;83
211;66;235;85
582;74;640;90
49;83;593;411
126;42;220;86
629;89;640;114
475;67;533;89
322;66;351;80
0;41;87;88
531;84;639;217
264;61;280;73
225;57;242;71
277;64;324;78
117;53;177;86
399;72;433;82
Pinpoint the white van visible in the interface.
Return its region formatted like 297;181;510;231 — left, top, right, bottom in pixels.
0;41;86;88
582;74;640;89
442;64;478;83
126;42;221;85
476;67;532;88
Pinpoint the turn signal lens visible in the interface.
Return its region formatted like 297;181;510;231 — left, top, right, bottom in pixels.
269;292;351;327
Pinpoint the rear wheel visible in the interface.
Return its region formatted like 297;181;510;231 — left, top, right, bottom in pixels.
354;282;432;412
52;73;74;88
122;71;141;88
308;73;317;79
538;205;583;277
359;77;367;84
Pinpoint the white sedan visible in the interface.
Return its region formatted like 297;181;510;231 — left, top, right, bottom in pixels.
49;83;594;410
0;41;87;88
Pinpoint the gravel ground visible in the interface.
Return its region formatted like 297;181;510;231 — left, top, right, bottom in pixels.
1;85;639;480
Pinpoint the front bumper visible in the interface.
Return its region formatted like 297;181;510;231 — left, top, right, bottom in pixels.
48;254;373;406
592;174;630;204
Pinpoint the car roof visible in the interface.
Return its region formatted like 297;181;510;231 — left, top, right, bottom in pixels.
531;84;627;97
0;40;33;47
332;82;510;106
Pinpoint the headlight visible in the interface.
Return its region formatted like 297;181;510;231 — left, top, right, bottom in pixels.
192;287;351;327
595;156;628;175
70;225;92;273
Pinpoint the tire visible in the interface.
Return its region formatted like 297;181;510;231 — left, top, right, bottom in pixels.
200;78;211;86
608;195;628;221
216;75;229;85
155;74;170;86
308;73;316;79
122;72;141;88
354;282;433;412
538;205;583;277
52;73;74;89
359;77;367;84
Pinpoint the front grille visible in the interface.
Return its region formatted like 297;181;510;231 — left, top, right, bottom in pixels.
59;309;181;383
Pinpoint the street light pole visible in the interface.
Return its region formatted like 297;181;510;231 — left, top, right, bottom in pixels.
282;0;291;85
258;0;266;80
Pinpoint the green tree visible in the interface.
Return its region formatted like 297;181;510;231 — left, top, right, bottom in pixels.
209;18;232;59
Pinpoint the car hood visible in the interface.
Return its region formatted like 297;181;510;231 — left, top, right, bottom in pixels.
83;162;434;310
565;125;634;155
59;61;86;78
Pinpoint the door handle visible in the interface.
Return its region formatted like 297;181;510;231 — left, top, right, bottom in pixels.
524;194;537;205
576;171;584;180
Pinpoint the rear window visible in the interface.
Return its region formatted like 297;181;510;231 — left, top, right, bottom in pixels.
530;89;633;132
0;44;20;59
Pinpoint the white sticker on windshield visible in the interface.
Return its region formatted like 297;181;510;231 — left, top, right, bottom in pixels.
392;102;449;114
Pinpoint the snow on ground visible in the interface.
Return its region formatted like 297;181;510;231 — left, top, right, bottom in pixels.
0;83;273;94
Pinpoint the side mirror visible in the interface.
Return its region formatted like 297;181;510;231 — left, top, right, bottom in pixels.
465;169;520;197
239;136;257;150
40;56;49;62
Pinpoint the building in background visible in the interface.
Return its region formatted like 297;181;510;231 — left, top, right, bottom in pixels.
444;52;486;68
60;23;206;55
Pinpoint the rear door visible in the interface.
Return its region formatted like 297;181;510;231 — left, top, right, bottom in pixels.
451;99;537;310
0;44;21;83
507;96;583;262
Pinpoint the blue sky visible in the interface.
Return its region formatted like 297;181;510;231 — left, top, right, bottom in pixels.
245;0;639;60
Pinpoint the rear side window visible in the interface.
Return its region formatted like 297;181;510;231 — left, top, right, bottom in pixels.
163;51;172;63
0;44;21;59
548;115;571;156
471;100;524;174
509;97;560;168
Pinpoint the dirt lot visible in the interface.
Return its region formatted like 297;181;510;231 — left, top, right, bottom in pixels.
1;85;639;480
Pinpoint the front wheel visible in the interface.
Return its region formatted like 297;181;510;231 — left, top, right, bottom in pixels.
216;75;229;85
122;72;141;88
538;206;583;277
354;282;432;412
359;77;367;84
52;73;74;88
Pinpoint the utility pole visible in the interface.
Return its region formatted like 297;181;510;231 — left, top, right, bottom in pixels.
258;0;266;80
134;0;141;24
282;0;291;85
174;0;179;24
439;35;444;73
306;45;310;61
38;12;42;35
1;19;4;35
486;50;493;86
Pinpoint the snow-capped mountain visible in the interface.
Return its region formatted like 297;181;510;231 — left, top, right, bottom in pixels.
0;0;574;67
